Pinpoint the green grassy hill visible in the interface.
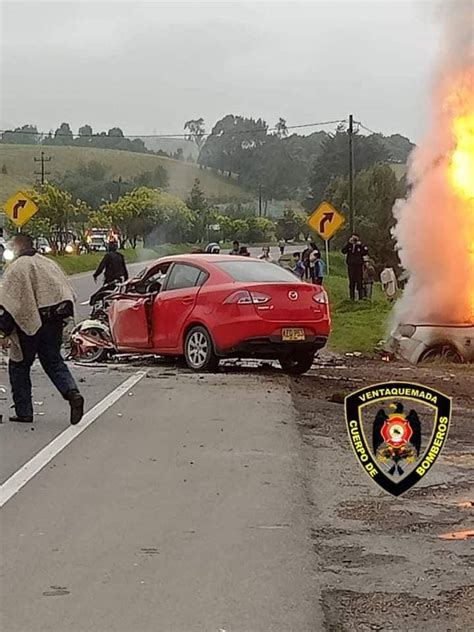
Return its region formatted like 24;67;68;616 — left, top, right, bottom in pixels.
0;144;249;204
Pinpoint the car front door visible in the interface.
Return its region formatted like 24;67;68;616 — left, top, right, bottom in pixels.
152;263;207;351
109;294;152;349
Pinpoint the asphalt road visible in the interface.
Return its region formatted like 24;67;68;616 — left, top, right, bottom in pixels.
0;364;319;631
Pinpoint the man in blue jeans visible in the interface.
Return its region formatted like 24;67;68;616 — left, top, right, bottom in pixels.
0;234;84;424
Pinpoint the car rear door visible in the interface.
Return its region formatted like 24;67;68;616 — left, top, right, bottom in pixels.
109;294;152;349
152;263;207;351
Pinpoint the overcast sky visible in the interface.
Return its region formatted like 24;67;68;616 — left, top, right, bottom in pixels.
1;1;443;141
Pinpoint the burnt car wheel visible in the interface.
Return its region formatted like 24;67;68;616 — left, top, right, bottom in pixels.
420;344;463;364
184;326;219;372
279;351;315;375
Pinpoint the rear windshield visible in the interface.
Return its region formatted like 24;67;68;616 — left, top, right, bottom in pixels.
216;261;300;283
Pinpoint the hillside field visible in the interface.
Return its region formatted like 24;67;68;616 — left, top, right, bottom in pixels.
0;144;249;204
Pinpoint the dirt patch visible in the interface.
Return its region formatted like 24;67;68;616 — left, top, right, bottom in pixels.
336;499;466;534
318;545;406;569
322;586;474;632
291;356;473;631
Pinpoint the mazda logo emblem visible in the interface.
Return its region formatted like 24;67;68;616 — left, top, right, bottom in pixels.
288;291;298;301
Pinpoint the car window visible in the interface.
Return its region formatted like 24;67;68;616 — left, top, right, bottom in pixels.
165;264;206;291
216;260;300;283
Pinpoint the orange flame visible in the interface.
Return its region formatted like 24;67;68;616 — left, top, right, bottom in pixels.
449;114;474;199
447;90;474;320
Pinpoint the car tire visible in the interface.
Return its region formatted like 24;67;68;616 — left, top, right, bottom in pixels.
279;351;315;375
184;326;219;372
419;344;463;364
72;326;109;364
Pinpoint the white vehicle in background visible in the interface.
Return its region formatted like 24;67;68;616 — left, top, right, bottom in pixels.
387;323;474;364
35;237;52;254
89;235;108;252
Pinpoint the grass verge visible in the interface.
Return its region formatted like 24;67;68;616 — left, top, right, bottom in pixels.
50;244;189;275
325;273;392;353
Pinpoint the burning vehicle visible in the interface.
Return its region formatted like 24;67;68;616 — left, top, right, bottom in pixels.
387;323;473;364
388;10;473;364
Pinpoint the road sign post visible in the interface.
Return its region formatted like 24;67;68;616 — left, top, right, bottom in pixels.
325;239;330;275
3;191;39;229
307;201;345;275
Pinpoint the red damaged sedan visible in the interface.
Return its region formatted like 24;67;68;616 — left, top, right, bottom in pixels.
108;254;330;374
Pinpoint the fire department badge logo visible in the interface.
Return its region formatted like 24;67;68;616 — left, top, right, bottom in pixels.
344;382;452;496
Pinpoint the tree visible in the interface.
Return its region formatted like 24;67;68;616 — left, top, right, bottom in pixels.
20;183;91;253
199;114;268;176
1;124;40;144
275;210;305;241
59;161;127;209
275;117;288;139
96;188;194;247
52;122;74;146
75;124;93;147
379;134;416;163
325;163;407;265
186;178;209;241
184;118;206;151
306;129;390;210
133;166;169;190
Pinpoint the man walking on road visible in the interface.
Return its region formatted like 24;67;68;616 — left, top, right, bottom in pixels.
341;234;368;300
0;234;84;424
93;240;128;285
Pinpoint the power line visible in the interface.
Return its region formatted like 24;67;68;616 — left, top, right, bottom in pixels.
357;122;414;153
0;119;346;140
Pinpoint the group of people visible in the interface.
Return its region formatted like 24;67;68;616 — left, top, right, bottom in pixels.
290;242;326;285
341;233;399;301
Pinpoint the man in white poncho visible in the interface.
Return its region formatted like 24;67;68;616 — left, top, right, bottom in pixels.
0;234;84;424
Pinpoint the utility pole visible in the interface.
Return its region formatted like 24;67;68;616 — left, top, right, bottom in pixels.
348;114;355;233
34;150;51;185
258;184;262;217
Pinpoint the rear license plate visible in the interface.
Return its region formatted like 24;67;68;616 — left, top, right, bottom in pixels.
281;327;306;341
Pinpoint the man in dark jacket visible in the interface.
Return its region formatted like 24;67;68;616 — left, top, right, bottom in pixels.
341;234;368;300
93;241;128;285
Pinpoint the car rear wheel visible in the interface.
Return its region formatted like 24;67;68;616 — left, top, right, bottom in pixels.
184;326;219;372
279;351;315;375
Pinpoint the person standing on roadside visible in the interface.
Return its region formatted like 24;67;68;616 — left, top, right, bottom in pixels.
278;238;286;255
292;252;305;280
229;240;240;255
312;251;326;285
0;234;84;424
93;240;128;286
258;246;273;262
341;234;368;300
363;256;376;299
307;242;321;283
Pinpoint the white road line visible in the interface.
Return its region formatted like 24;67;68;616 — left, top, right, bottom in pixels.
0;370;146;508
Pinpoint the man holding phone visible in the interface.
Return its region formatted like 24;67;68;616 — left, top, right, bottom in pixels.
341;234;368;300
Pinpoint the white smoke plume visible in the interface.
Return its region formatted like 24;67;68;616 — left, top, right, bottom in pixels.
391;0;474;327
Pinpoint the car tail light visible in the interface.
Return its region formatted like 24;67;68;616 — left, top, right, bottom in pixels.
224;290;271;305
313;290;329;304
251;291;271;304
